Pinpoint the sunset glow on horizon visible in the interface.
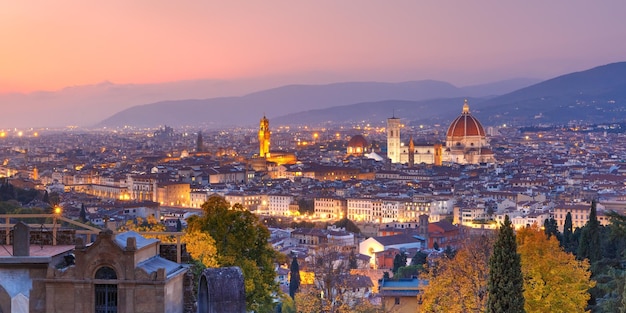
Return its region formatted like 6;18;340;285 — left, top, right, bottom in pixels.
2;1;626;94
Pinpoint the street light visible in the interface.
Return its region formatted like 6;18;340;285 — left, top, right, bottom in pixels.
53;206;61;246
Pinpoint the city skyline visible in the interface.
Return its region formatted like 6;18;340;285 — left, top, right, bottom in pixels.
2;1;625;94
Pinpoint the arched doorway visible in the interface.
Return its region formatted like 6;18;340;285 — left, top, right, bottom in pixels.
94;266;117;313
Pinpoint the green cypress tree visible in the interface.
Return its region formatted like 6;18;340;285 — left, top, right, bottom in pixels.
562;212;573;252
543;217;559;239
487;215;525;313
289;256;300;299
348;249;358;269
411;250;428;266
578;200;602;263
176;218;182;232
79;203;87;222
42;190;49;204
392;252;407;275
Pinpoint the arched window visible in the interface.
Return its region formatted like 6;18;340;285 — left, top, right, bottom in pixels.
95;266;117;313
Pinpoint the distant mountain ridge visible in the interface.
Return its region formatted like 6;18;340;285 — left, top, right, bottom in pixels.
0;78;275;128
475;62;626;125
275;62;626;127
97;78;540;128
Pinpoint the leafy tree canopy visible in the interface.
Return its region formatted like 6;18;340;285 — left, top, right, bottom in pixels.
333;217;361;234
187;195;279;312
411;250;428;266
421;235;494;313
517;225;594;313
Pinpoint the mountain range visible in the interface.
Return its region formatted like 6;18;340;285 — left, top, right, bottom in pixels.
98;62;626;128
6;62;624;129
0;77;302;128
474;62;626;125
274;62;626;127
97;78;539;128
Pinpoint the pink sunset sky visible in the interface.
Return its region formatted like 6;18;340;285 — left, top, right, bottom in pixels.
2;1;625;95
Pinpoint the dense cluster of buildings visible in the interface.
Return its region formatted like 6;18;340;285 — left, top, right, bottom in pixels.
1;99;626;311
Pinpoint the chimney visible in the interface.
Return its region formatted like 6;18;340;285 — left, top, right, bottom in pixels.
126;237;137;251
13;221;30;257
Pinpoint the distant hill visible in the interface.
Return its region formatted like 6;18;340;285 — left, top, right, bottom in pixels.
474;62;626;126
274;62;626;127
97;78;539;128
0;78;277;128
272;97;474;126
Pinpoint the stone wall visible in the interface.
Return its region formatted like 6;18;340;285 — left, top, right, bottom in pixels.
183;271;196;313
197;267;246;313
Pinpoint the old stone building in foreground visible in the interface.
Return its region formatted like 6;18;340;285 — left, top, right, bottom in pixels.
0;224;187;313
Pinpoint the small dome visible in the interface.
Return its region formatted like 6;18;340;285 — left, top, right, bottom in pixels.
446;100;486;138
347;135;369;155
348;135;368;148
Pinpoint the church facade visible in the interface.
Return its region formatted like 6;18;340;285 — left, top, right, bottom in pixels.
388;100;495;165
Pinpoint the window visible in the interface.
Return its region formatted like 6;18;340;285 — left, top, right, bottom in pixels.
95;266;118;313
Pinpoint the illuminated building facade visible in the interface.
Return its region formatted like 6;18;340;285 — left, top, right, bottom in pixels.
156;182;191;207
314;197;347;220
258;115;271;157
387;117;401;163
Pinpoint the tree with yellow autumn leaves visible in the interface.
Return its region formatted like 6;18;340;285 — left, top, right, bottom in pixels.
420;225;594;313
420;235;494;313
517;225;594;313
182;230;218;268
118;215;173;242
